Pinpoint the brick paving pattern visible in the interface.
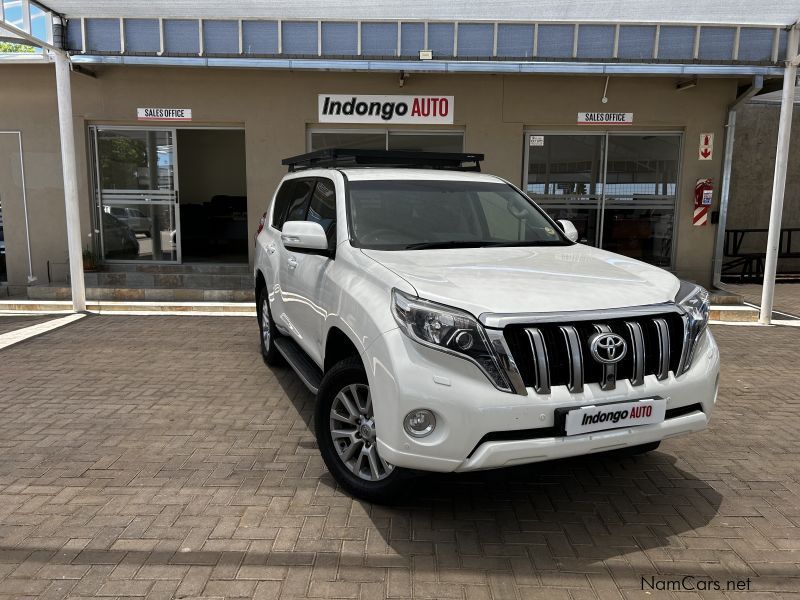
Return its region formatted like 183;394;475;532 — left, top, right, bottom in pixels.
0;316;798;599
0;315;61;336
725;283;800;317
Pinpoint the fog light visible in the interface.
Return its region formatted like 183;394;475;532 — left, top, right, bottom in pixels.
404;409;436;438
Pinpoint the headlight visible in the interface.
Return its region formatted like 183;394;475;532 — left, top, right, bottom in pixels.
392;289;512;392
675;281;710;374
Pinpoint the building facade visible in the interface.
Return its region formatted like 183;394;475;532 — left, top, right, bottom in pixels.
1;3;797;298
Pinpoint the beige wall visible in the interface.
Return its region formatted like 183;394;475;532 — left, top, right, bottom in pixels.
0;64;737;288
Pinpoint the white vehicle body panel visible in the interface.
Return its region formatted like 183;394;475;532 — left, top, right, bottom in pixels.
254;165;720;474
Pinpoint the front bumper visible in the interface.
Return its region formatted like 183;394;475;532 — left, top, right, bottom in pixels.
368;327;719;473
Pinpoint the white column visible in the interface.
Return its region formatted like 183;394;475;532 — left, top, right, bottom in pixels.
53;50;86;312
760;26;798;325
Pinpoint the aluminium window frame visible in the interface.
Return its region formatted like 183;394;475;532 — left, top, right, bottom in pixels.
522;128;684;270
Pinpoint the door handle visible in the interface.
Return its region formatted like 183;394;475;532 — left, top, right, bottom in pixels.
287;256;298;270
267;243;276;255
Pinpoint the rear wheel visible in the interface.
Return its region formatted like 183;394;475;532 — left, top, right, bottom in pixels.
258;287;283;366
315;357;408;503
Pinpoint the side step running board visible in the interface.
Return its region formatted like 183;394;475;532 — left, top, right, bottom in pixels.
274;337;324;394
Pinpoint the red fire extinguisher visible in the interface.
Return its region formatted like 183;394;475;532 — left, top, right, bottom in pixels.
693;178;713;226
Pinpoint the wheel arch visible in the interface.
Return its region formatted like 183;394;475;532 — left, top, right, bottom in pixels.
255;269;267;302
324;326;363;373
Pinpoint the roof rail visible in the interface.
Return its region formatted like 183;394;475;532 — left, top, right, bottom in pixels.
282;149;484;172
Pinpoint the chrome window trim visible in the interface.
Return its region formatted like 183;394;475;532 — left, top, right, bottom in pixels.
479;302;682;328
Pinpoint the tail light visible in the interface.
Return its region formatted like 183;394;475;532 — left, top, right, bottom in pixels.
255;211;267;238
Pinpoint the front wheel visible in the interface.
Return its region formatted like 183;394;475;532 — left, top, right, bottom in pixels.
315;357;408;503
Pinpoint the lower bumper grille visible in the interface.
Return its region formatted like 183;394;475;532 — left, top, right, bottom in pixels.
466;403;704;458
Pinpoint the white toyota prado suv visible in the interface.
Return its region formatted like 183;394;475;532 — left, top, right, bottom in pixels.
254;149;719;503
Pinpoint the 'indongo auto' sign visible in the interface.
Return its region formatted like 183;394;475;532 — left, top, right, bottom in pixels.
318;94;454;124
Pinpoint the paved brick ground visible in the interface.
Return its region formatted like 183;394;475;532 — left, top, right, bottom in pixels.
0;315;62;336
725;283;800;317
0;316;798;599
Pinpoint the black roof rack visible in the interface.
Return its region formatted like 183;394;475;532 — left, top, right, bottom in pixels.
282;148;484;172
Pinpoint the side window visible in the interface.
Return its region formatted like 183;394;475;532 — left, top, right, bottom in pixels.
307;178;337;245
272;179;314;230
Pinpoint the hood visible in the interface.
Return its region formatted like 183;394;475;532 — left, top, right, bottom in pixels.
362;244;680;319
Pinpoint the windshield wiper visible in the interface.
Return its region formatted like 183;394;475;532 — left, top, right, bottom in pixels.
404;240;568;250
485;240;570;247
404;240;495;250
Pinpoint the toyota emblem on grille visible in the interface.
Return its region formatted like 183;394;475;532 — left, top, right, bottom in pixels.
589;333;627;364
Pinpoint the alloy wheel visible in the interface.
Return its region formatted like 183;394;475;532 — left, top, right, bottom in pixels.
329;383;394;481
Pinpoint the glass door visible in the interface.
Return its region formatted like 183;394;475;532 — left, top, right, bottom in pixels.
601;134;680;267
524;132;680;268
525;134;604;246
92;127;180;263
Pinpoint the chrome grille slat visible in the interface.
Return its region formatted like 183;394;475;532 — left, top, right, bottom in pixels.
507;310;685;394
558;325;584;394
677;314;693;375
593;323;617;391
524;328;551;394
625;321;646;386
653;318;671;380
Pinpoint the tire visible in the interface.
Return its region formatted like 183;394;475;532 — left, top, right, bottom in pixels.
258;287;284;366
315;357;409;503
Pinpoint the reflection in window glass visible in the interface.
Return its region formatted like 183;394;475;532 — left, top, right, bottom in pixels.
604;135;680;198
310;132;385;151
387;133;464;153
526;133;681;268
308;130;465;153
527;135;604;197
307;178;337;244
96;130;174;191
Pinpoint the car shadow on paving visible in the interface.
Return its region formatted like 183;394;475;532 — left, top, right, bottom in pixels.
0;316;797;598
273;368;724;574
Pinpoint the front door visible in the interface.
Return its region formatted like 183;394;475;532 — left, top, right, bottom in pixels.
92;127;180;263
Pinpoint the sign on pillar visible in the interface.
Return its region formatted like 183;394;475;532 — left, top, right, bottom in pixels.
699;133;714;160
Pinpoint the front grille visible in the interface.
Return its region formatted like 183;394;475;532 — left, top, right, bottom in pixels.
504;311;686;393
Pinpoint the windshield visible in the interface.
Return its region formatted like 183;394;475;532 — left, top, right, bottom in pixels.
347;179;570;250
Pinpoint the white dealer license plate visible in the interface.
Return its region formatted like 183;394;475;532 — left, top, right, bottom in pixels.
563;398;667;436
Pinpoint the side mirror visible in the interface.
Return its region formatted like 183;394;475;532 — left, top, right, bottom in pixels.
281;221;330;253
557;219;579;243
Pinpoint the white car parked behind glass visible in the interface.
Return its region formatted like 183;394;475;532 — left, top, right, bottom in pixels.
254;150;719;503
